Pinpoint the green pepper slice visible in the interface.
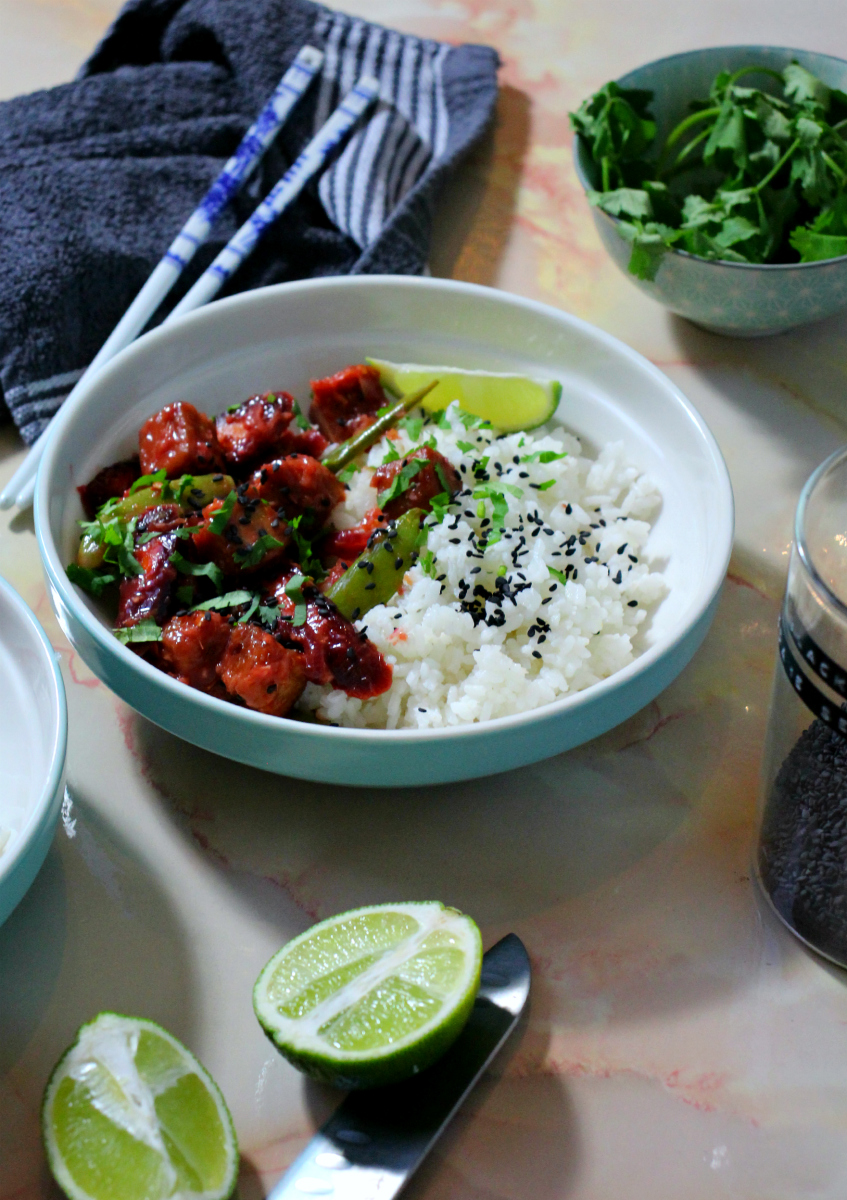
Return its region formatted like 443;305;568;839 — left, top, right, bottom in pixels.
327;508;424;621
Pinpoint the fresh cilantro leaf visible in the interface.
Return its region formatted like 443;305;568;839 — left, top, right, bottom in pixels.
420;549;437;577
208;491;237;534
113;619;163;645
235;534;286;569
236;593;261;624
428;491;453;523
502;483;524;498
66;563;118;596
337;463;358;484
434;462;453;494
381;443;401;464
128;469;166;495
521;450;567;464
169;550;224;593
789;227;847;261
291;398;310;430
377;458;428;508
536;479;556;491
191;589;253;612
258;601;280;628
284;574;309;627
398;415;425;441
457;440;476;454
589;187;652;219
548;565;569;586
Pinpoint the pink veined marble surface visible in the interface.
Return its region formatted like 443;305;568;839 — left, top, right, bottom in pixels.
3;1;847;1197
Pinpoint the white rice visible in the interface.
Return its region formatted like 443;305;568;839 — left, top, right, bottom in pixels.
298;403;667;729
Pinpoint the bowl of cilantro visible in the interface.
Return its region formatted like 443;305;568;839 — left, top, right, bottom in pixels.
571;46;847;336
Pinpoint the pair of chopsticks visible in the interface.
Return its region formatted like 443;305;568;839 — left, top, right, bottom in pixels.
0;47;380;511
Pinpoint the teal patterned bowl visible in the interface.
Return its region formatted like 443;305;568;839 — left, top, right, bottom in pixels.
574;46;847;337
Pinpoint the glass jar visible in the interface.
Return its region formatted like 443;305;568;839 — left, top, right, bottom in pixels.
758;445;847;966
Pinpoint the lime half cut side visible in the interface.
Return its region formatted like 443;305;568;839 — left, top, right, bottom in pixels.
42;1013;238;1200
367;357;562;433
253;901;483;1089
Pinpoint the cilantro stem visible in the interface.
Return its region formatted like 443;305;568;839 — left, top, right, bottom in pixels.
753;136;800;192
725;65;784;89
822;150;847;183
601;156;611;192
661;106;720;154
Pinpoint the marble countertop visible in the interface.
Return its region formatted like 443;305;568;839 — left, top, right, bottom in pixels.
3;2;847;1197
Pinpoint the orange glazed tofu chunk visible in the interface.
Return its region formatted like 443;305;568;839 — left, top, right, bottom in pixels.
139;402;225;476
218;623;306;716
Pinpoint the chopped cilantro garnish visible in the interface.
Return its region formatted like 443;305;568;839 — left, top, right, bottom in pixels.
191;589;253;612
398;415;425;441
258;600;281;628
456;440;476;454
208;490;237;534
291;398;310;431
502;483;524;498
536;479;556;491
169;550;224;593
236;593;261;624
377;457;428;508
381;443;401;465
66;563;118;596
235;534;286;569
420;549;437;577
428;491;453;523
284;574;310;627
548;565;568;586
521;450;567;464
337;463;359;484
497;564;507;576
472;486;511;546
113;618;163;645
128;468;167;495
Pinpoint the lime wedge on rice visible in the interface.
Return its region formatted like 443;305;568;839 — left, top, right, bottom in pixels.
253;901;483;1089
367;357;562;432
42;1013;238;1200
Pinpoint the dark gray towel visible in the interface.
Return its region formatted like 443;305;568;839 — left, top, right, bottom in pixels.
0;0;498;442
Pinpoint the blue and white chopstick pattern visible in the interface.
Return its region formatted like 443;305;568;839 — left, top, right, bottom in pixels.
0;46;324;510
166;75;380;321
163;45;325;274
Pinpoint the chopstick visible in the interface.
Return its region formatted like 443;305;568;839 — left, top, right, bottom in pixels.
0;44;325;512
165;75;380;320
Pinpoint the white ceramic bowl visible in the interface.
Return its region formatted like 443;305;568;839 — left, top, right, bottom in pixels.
0;575;67;925
36;277;733;786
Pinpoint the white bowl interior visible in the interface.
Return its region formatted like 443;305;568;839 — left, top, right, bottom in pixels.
0;579;64;884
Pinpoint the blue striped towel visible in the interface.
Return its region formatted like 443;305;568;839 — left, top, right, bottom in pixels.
0;0;498;443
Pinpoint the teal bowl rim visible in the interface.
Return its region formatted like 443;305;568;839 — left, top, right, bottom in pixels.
573;43;847;272
0;574;67;898
34;275;734;749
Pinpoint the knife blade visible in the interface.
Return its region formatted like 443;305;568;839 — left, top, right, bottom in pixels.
267;932;531;1200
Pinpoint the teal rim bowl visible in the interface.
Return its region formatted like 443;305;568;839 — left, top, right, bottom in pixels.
0;575;67;926
573;45;847;336
35;275;733;787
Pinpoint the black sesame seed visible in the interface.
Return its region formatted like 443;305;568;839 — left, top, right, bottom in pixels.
532;650;542;659
628;600;638;607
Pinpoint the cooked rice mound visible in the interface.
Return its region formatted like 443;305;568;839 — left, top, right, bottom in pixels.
298;403;667;728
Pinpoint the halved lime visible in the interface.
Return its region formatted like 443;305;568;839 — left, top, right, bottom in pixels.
367;357;562;432
42;1013;238;1200
253;901;483;1089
